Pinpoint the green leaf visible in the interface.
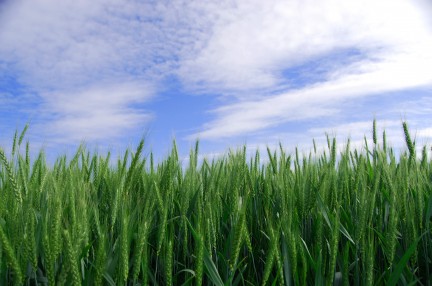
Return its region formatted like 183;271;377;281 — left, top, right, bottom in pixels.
204;253;224;286
314;251;323;286
387;231;427;286
185;216;224;286
339;222;355;245
282;235;292;286
425;194;432;229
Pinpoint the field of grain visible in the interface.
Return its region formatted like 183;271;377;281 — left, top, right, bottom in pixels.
0;121;431;285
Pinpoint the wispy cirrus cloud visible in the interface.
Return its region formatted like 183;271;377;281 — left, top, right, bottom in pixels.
190;52;432;140
34;82;154;143
0;0;221;145
178;0;432;93
184;0;432;140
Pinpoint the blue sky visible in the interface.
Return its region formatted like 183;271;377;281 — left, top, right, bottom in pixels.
1;0;432;162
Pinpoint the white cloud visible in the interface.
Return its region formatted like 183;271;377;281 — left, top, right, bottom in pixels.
33;82;154;143
0;0;176;88
0;0;200;144
185;0;432;139
418;128;432;139
190;55;432;140
178;0;432;94
0;0;249;146
389;96;432;116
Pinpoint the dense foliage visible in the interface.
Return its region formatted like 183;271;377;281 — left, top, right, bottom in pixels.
0;122;431;285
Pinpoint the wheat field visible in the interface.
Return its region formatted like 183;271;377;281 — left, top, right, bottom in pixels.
0;121;431;285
